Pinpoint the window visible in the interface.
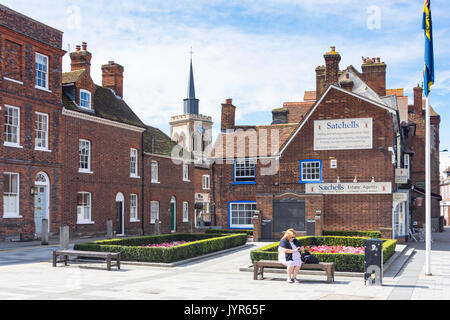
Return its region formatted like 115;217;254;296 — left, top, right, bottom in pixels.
183;163;189;181
299;160;322;183
234;159;256;183
150;201;159;224
202;175;210;190
130;194;138;221
77;192;92;224
130;149;138;177
3;173;20;218
35;53;49;90
35;113;49;150
80;90;92;109
229;202;256;229
404;154;410;179
151;161;159;183
79;140;91;173
4;105;20;147
183;202;189;222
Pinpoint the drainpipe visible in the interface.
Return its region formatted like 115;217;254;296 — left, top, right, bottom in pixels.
212;160;217;226
140;130;146;236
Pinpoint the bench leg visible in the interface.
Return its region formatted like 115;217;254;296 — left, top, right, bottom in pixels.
117;255;121;270
253;263;259;280
64;255;68;266
107;255;111;271
260;267;264;280
53;251;57;267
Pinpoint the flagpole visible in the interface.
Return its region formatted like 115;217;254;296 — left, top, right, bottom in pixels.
425;93;432;276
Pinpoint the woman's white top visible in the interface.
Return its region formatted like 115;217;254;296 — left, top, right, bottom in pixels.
278;241;303;267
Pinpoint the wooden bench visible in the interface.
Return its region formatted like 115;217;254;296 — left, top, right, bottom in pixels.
253;260;335;283
53;250;121;271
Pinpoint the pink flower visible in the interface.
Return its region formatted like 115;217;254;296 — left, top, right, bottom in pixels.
142;241;190;248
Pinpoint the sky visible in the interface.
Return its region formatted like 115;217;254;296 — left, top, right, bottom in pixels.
3;0;450;175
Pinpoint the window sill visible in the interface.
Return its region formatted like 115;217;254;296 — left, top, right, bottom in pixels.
3;77;24;85
77;221;95;225
130;175;141;179
232;181;256;185
130;219;140;223
2;215;23;219
78;170;94;174
151;181;160;184
35;147;51;153
35;85;52;93
298;180;323;184
3;143;23;149
183;179;191;183
183;219;189;223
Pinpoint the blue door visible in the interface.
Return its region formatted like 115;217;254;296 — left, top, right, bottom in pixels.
34;186;49;234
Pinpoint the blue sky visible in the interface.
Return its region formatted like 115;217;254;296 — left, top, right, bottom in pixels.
3;0;450;173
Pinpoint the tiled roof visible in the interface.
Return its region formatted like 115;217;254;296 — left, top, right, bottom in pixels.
143;125;177;156
62;70;85;84
211;123;298;159
62;85;146;129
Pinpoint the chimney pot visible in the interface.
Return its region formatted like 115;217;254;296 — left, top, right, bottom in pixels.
82;42;87;51
226;98;232;104
75;45;81;51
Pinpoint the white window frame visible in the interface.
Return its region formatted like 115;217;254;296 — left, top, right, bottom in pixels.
404;154;410;179
130;148;139;178
229;202;256;229
77;192;93;224
35;112;49;151
151;161;159;183
4;105;22;148
183;163;189;182
3;172;21;218
79;89;92;110
130;194;139;222
183;201;189;222
234;159;256;183
35;53;49;91
78;139;92;173
300;160;322;183
150;201;159;224
202;175;210;190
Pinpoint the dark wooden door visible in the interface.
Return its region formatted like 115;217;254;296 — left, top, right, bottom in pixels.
273;198;306;233
116;202;123;234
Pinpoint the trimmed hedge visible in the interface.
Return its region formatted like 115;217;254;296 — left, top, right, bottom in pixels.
250;236;397;272
323;230;382;239
205;229;253;236
73;233;248;263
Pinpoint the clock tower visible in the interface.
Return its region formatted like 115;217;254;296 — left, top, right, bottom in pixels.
170;54;213;163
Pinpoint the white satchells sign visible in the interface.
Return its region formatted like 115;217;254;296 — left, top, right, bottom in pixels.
314;118;373;150
305;182;392;194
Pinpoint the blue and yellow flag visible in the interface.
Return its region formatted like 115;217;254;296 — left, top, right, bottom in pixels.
422;0;434;97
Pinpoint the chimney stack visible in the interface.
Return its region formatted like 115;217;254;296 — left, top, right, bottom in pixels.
70;42;92;74
101;61;124;98
413;84;423;115
221;98;236;131
361;56;386;96
323;46;341;88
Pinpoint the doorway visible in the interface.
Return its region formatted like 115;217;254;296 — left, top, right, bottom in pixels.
171;196;176;232
34;172;50;235
115;192;125;236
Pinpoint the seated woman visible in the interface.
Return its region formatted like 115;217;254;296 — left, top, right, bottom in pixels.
278;229;303;283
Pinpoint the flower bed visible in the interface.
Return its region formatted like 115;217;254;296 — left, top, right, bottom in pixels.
250;236;397;272
74;233;248;263
305;245;364;254
142;241;191;248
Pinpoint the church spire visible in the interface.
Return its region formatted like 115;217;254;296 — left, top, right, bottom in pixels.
184;48;199;114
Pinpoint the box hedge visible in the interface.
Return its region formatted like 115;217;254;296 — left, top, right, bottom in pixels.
205;229;253;236
323;230;382;239
250;236;397;272
73;233;248;263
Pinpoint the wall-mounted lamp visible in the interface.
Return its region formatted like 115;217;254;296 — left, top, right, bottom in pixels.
371;177;375;183
337;176;341;183
353;176;358;183
30;186;37;195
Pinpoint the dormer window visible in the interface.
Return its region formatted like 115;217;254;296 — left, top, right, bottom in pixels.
80;89;92;109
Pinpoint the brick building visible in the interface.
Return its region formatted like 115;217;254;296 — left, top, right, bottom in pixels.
441;168;450;226
210;47;439;241
0;5;65;240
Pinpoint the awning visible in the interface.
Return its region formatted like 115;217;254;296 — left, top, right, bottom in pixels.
411;185;442;201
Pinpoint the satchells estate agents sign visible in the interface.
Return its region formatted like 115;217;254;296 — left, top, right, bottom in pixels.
314;118;373;150
306;182;392;194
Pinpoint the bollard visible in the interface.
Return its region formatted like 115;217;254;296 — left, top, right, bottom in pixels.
106;219;113;239
59;225;70;250
154;219;160;235
41;219;49;245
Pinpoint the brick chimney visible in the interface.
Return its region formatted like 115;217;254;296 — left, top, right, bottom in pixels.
323;46;341;88
221;98;236;131
70;42;92;74
361;57;386;96
315;65;326;100
272;108;289;124
413;84;423;115
101;61;124;98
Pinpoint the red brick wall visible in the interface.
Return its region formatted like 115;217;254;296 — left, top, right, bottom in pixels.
0;20;64;240
143;155;195;234
214;87;397;238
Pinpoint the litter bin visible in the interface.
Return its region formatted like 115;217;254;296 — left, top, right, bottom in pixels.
364;239;383;286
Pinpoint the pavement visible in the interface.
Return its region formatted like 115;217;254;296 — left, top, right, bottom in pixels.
0;229;449;300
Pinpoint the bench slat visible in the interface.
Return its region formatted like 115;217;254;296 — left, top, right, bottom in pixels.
254;260;335;283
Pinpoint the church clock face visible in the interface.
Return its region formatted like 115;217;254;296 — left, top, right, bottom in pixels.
198;126;206;135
